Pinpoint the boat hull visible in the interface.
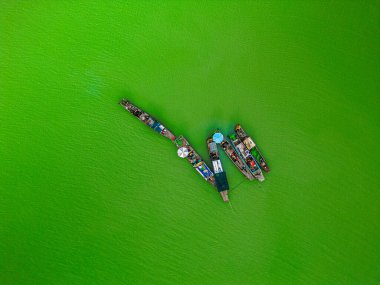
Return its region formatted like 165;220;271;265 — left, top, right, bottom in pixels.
207;137;229;202
235;124;270;172
220;138;254;181
228;133;265;182
174;136;216;187
120;99;176;141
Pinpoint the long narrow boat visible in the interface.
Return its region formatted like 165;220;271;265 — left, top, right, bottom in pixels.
235;124;270;172
119;99;176;141
174;135;216;187
228;133;265;181
219;136;254;181
207;137;229;202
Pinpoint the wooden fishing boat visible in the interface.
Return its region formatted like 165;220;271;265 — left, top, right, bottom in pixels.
235;124;270;172
119;99;176;141
219;135;254;181
207;137;229;202
174;135;216;187
228;133;265;181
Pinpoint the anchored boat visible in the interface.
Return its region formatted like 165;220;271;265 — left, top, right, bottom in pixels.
120;99;176;141
119;98;270;200
235;124;270;172
219;136;254;181
120;99;217;192
228;133;265;181
207;134;229;202
174;135;216;187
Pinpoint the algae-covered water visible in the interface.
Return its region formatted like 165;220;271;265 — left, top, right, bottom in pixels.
1;1;379;284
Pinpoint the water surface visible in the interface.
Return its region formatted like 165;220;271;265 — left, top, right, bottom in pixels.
1;1;379;284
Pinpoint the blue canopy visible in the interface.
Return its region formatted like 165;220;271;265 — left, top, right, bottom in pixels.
213;132;224;144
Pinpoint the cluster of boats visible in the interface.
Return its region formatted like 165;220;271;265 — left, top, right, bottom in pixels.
120;99;270;202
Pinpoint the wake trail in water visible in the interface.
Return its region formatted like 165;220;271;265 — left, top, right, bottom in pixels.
227;179;248;213
230;179;247;191
228;200;236;213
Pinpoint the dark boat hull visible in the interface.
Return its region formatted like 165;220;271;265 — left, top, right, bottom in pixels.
207;137;229;202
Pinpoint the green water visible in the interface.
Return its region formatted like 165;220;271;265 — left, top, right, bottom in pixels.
1;1;379;284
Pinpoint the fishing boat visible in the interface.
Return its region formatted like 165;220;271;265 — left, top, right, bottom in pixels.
228;133;265;181
174;135;216;187
235;124;270;172
207;135;229;202
218;134;254;181
119;99;176;141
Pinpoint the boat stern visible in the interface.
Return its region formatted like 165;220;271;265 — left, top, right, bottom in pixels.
262;165;270;172
254;171;265;182
220;190;229;202
119;98;129;108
